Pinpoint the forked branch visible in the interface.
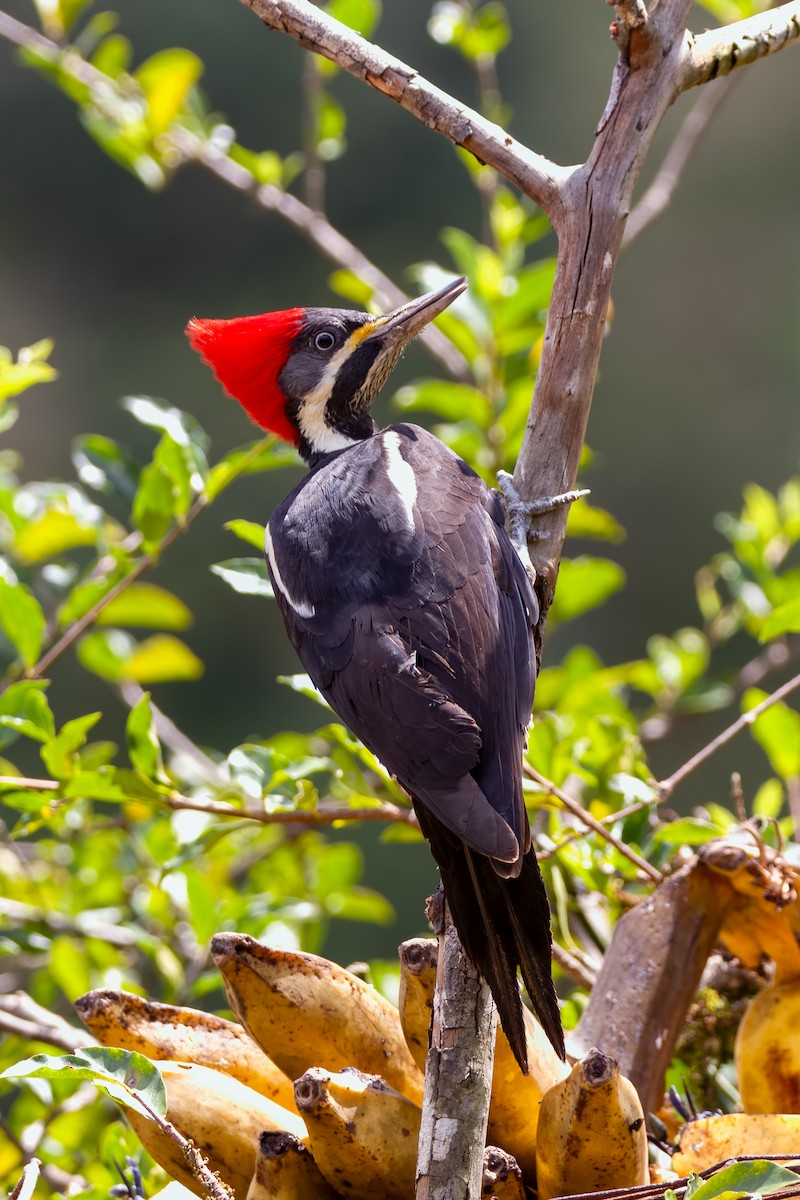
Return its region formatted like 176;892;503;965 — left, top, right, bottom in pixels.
240;0;569;210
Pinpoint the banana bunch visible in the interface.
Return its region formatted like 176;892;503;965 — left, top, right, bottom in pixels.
535;1047;648;1200
77;937;655;1199
398;936;569;1176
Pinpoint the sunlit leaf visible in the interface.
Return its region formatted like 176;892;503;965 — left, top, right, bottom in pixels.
743;688;800;780
224;519;266;551
126;691;166;782
395;380;493;428
687;1159;800;1200
132;460;174;547
135;48;203;136
549;557;625;623
1;1047;166;1120
652;817;725;846
211;557;273;598
124;635;204;683
72;434;140;500
760;595;800;642
41;712;102;779
325;0;381;38
97;583;193;630
0;339;58;402
0;572;46;667
0;681;55;746
15;509;99;564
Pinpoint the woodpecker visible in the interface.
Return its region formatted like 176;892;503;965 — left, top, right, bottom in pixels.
186;277;565;1071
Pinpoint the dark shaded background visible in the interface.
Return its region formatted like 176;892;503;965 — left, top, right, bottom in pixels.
1;0;798;961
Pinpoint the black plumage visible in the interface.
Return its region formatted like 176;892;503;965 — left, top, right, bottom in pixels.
266;422;564;1068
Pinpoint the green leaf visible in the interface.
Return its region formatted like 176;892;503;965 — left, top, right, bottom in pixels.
135;48;204;136
549;557;626;623
395;380;493;428
0;571;46;667
123;396;209;455
206;437;296;500
652;817;725;846
132;460;174;547
325;0;381;38
72;434;140;500
224;519;266;551
124;635;204;683
41;712;102;779
0;339;58;402
566;502;626;543
743;688;800;779
77;628;135;681
1;1047;166;1120
96;583;193;630
687;1159;800;1200
760;595;800;641
14;508;100;564
211;557;273;598
127;692;165;781
0;681;55;747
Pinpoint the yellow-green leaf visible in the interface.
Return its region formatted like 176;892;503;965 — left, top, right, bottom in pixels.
124;635;204;683
135;49;203;137
96;583;193;630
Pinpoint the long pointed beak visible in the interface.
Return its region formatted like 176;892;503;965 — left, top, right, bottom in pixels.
364;276;467;344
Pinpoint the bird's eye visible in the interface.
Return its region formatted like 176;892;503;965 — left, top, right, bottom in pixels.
314;330;336;352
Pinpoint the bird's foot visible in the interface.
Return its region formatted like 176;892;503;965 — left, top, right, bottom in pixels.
496;471;590;563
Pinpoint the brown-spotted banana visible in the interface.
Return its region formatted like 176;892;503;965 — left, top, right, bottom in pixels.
211;933;424;1105
75;988;296;1111
293;1066;421;1199
535;1047;648;1199
246;1130;340;1200
123;1060;306;1200
673;1113;800;1173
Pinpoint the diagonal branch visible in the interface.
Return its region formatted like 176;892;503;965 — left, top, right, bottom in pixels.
624;73;735;246
239;0;570;210
679;1;800;92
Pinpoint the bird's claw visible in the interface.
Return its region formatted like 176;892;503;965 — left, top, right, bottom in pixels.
496;471;590;562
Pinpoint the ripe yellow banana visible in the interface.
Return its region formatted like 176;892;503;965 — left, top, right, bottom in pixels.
294;1066;421;1199
736;978;800;1113
246;1130;340;1200
75;988;296;1111
397;936;568;1177
482;1147;525;1198
211;933;425;1105
672;1113;800;1173
535;1047;648;1199
123;1060;306;1200
398;937;438;1072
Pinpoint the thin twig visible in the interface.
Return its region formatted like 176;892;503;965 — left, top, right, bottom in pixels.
523;763;662;882
624;73;735;245
168;127;469;380
535;797;655;862
552;941;596;989
679;1;800;91
657;668;800;798
0;897;137;946
0;10;468;383
134;1092;234;1200
8;1157;41;1200
240;0;570;209
0;992;94;1053
0;774;416;827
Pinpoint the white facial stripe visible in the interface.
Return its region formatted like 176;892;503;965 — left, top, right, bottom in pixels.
265;524;316;619
382;431;417;529
295;325;378;454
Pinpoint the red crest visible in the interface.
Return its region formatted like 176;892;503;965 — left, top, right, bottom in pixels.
186;310;305;446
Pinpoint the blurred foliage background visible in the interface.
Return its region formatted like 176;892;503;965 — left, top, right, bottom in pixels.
0;0;799;1190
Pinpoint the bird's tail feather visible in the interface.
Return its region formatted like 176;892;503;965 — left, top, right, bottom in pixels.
425;821;565;1072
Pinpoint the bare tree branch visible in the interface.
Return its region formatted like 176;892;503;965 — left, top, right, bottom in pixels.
0;992;93;1053
624;73;735;246
657;668;800;799
239;0;570;209
679;2;800;92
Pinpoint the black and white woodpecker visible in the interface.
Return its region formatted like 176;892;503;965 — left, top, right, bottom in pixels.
187;276;566;1071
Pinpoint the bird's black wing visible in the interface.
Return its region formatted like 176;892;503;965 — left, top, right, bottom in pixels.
267;423;563;1064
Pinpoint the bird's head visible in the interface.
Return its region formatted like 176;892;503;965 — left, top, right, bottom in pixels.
186;276;466;461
